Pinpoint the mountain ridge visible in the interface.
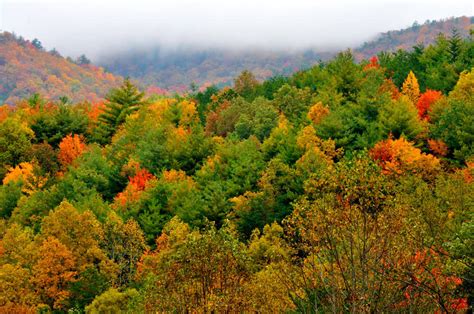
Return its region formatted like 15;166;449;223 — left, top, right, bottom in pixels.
0;32;122;105
99;16;472;92
0;16;471;104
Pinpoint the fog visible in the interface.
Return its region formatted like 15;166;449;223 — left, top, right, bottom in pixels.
1;0;472;60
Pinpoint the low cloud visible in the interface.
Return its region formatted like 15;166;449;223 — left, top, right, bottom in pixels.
1;0;472;60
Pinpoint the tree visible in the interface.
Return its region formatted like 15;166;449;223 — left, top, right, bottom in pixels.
285;155;403;312
0;264;38;311
76;54;91;65
370;137;440;179
307;102;330;125
40;201;107;272
448;29;462;63
31;38;43;50
114;168;154;209
402;70;420;104
234;70;259;98
431;69;474;162
416;89;442;120
232;97;279;141
33;237;77;310
193;85;219;124
102;213;147;286
58;134;87;168
0;118;34;179
85;288;139;314
0;180;23;218
95;79;145;144
30;103;89;147
137;218;252;312
31;142;60;176
272;84;314;124
231;158;303;238
378;96;424;141
49;48;62;58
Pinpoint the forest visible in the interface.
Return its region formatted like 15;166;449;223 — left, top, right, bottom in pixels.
0;31;473;313
0;32;121;105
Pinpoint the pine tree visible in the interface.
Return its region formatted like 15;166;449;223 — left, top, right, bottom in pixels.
94;79;145;144
448;29;462;63
75;54;91;65
401;70;420;104
31;38;43;50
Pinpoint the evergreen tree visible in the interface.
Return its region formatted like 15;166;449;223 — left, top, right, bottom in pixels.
31;38;43;50
76;54;91;65
95;79;145;144
448;29;462;63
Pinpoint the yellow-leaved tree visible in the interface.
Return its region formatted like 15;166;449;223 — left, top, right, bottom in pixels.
402;70;420;104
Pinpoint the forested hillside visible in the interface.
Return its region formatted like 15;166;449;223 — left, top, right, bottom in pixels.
0;32;122;104
99;48;327;92
1;17;470;103
100;16;472;91
354;16;472;60
0;31;472;312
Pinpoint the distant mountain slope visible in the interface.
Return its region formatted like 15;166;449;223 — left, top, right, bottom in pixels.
100;16;472;92
99;48;332;92
0;16;471;102
0;32;122;105
354;16;472;60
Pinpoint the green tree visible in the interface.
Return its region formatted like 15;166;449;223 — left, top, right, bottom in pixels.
378;95;424;141
30;104;89;147
85;288;139;314
431;70;474;162
94;79;145;144
272;84;314;123
448;29;463;63
0;118;34;179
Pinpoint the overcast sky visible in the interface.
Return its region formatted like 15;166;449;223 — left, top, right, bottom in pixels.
1;0;472;60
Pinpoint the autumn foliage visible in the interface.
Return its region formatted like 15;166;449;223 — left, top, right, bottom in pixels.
32;237;77;310
370;137;440;177
0;33;472;313
417;89;442;120
363;56;380;70
0;32;121;104
57;134;86;167
397;248;467;312
402;71;420;104
307;102;329;124
114;168;155;208
3;162;34;185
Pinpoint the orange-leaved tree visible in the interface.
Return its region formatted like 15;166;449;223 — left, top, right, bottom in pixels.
2;162;34;185
57;134;86;168
32;237;77;310
370;137;440;179
114;168;155;209
363;56;380;70
395;247;468;312
416;89;442;120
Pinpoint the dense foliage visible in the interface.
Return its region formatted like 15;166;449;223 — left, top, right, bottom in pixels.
354;16;472;60
0;32;473;313
0;32;121;104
